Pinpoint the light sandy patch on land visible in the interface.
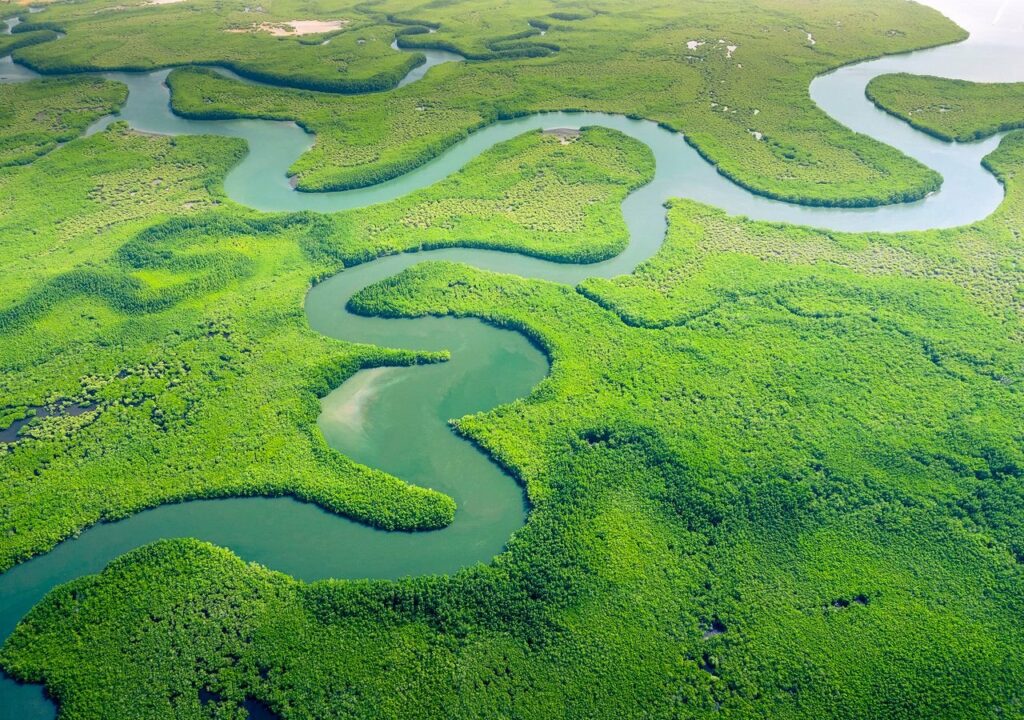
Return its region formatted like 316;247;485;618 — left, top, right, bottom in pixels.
95;0;184;12
543;127;581;145
227;19;349;36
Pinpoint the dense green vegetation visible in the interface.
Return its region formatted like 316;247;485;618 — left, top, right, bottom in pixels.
0;121;242;308
6;127;1024;716
867;73;1024;141
580;138;1024;330
0;28;59;57
332;126;653;264
4;2;1024;718
0;77;125;166
4;73;1024;720
12;0;966;205
0;123;651;569
7;0;423;92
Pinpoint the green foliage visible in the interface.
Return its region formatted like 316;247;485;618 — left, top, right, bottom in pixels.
0;77;126;167
867;73;1024;142
162;0;957;204
4;104;1024;720
331;126;654;264
375;4;556;60
0;28;58;56
9;0;423;93
0;123;647;569
5;3;1024;718
581;129;1024;332
10;153;1024;713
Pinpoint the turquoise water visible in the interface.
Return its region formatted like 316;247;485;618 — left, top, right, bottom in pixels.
81;71;1006;231
1;2;1022;716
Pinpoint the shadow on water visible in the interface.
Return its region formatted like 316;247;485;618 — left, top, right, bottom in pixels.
200;689;280;719
0;403;97;443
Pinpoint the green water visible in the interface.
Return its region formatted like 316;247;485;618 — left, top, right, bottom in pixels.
1;1;1022;715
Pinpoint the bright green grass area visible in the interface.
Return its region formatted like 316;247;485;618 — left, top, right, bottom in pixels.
334;125;652;264
1;88;1024;720
7;0;422;92
15;0;965;205
0;77;125;167
5;132;1024;718
867;72;1024;142
0;124;652;568
4;8;1024;718
0;28;59;57
0;121;240;305
579;135;1024;331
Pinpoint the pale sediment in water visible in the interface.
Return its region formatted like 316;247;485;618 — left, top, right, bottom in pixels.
318;367;396;435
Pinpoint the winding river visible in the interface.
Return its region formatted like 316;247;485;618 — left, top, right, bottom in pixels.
1;1;1022;716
